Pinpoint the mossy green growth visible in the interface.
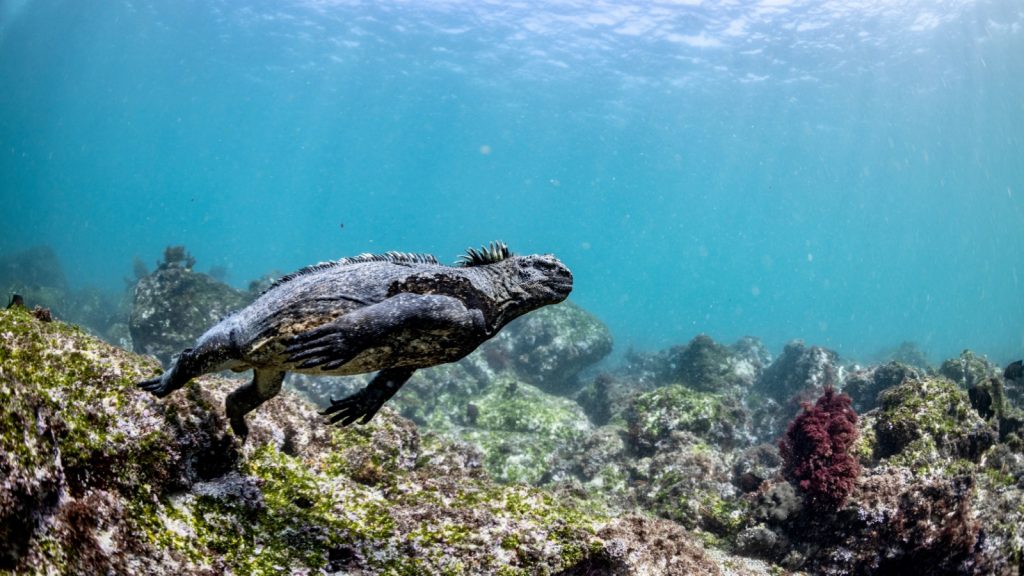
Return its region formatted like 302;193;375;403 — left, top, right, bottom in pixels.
474;377;588;439
874;376;995;469
167;443;398;574
322;412;419;487
0;307;170;493
446;376;590;484
852;412;879;466
629;384;747;451
0;308;234;574
673;334;739;393
0;308;609;575
939;350;998;389
449;482;603;561
644;465;747;539
158;436;604;575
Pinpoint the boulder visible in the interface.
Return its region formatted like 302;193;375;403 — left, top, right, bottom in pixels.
843;362;921;413
872;376;996;465
475;301;612;395
756;340;842;402
626;384;751;453
939;349;1000;390
129;247;251;365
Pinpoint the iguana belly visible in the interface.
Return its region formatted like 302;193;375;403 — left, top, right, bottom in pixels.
243;328;475;376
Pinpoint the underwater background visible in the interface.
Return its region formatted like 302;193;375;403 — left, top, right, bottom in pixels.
2;0;1023;362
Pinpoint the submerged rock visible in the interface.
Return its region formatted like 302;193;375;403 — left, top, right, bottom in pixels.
633;438;746;539
843;361;921;412
756;340;842;403
474;301;612;395
575;372;642;427
574;335;767;430
873;341;932;370
4;307;785;574
660;334;767;394
456;376;593;484
741;376;1020;574
751;340;844;441
627;384;750;453
129;248;251;366
872;376;996;466
939;349;1000;390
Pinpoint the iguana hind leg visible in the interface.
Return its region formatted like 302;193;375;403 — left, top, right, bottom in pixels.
225;368;286;439
322;367;415;426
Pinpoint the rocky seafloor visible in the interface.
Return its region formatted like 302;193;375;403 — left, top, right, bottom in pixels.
2;246;1024;575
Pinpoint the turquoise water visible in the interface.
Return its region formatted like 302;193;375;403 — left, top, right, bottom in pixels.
1;0;1022;362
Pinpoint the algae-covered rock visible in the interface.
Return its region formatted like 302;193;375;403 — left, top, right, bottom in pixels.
575;373;625;426
873;376;997;469
939;350;1000;390
732;444;783;494
290;346;598;487
732;375;1023;575
843;362;921;413
571;515;729;575
0;306;238;573
634;439;746;539
295;365;594;486
445;376;593;485
627;384;750;452
741;466;1018;574
873;341;932;370
9;308;787;575
129;248;251;365
805;471;989;574
475;300;612;395
751;341;844;442
575;336;767;430
549;425;631;499
0;308;608;574
662;335;758;394
756;340;842;403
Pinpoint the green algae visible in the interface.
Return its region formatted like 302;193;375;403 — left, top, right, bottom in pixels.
644;465;747;539
0;307;170;492
629;384;746;450
174;433;599;574
874;376;996;475
673;334;739;393
168;443;397;574
1;308;611;575
939;350;998;390
415;375;590;485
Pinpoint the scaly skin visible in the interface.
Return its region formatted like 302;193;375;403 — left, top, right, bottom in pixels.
138;247;572;439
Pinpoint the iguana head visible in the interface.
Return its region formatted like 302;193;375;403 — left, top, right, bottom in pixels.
456;242;573;330
515;254;573;303
483;253;573;331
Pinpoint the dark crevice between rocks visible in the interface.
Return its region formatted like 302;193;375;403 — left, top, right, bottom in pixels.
553;556;617;576
0;407;64;570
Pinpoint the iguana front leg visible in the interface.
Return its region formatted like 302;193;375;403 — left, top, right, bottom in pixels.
283;292;484;371
321;367;415;426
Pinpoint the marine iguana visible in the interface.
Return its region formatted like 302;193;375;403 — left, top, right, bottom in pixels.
137;242;573;438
